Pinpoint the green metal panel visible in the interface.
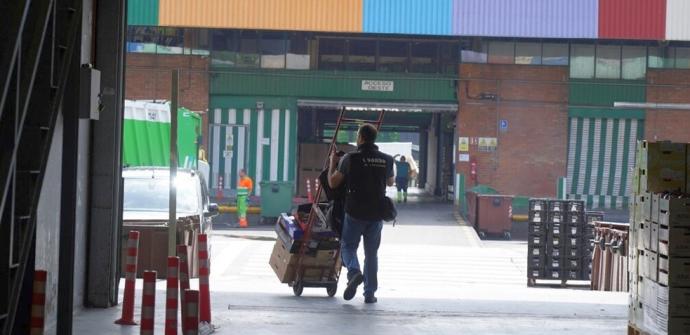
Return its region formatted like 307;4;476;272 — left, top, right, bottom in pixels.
210;69;458;102
178;109;202;169
123;106;200;168
569;80;646;107
127;0;159;26
208;98;298;197
123;118;169;166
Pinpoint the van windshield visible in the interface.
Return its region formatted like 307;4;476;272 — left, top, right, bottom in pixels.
123;176;199;213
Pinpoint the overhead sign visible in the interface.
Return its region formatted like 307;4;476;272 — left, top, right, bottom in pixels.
361;80;394;92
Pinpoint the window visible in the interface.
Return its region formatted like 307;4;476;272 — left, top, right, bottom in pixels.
319;38;346;70
570;44;595;79
542;43;569;66
237;31;260;68
460;39;487;63
211;30;239;67
488;41;514;64
189;29;210;56
515;42;541;65
347;39;376;71
378;41;408;72
622;46;646;80
648;47;675;68
126;27;158;53
287;33;310;70
157;28;184;54
676;47;690;69
439;42;459;74
595;45;621;79
260;32;286;69
411;42;438;73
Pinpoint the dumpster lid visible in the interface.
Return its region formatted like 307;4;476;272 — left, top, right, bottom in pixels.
468;185;498;195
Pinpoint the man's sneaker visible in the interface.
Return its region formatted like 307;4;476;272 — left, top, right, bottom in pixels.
343;272;363;301
365;296;378;304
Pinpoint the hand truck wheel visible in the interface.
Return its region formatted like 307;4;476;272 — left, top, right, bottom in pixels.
293;281;304;297
326;284;337;297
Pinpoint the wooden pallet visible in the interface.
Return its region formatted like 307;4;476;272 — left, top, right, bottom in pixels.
527;278;591;288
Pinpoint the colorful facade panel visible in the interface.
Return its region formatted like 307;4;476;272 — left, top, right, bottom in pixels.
666;0;690;41
598;0;666;40
158;0;362;32
363;0;453;35
452;0;598;38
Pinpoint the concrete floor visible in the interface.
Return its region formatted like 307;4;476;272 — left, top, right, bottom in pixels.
73;188;628;334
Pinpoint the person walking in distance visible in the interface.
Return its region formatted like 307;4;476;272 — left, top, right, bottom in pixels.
327;124;394;303
393;154;411;203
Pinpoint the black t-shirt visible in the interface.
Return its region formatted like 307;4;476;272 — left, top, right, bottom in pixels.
337;144;394;221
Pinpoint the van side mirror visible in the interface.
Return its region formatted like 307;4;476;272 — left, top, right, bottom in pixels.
205;203;219;217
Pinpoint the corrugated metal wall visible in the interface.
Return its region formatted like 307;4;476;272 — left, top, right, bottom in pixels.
666;0;690;40
452;0;598;38
567;80;646;209
208;100;298;196
598;0;666;40
159;0;362;32
128;0;159;26
566;115;643;209
363;0;452;35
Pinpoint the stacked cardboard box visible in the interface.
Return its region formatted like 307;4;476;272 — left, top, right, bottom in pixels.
527;198;589;285
629;141;690;335
269;211;340;284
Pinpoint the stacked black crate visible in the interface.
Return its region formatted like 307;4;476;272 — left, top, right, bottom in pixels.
564;200;587;280
547;200;566;280
527;199;548;280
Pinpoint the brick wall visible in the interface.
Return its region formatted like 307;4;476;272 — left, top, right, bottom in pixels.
125;53;210;146
457;64;569;197
646;69;690;142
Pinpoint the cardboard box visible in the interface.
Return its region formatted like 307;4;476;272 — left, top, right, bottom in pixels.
642;221;652;251
270;239;297;283
640;250;659;282
657;285;690;317
651;222;660;253
269;239;340;284
658;227;690;257
640;277;659;307
639;141;687;193
659;257;690;287
659;197;690;228
642;192;653;222
652;193;661;223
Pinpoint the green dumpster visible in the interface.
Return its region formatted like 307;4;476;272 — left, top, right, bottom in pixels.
259;181;294;218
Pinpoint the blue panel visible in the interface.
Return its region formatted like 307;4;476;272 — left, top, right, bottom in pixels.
453;0;598;38
364;0;453;36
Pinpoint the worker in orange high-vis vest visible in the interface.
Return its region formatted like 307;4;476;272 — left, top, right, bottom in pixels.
238;169;253;194
237;169;253;228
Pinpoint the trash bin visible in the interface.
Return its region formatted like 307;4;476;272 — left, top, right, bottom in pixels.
476;194;514;240
260;181;294;218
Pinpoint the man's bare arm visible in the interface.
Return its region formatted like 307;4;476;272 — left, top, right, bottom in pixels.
328;151;345;188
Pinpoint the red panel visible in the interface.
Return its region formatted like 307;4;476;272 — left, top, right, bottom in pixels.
598;0;666;40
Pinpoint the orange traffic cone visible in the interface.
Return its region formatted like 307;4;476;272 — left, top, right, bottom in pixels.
239;217;248;228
